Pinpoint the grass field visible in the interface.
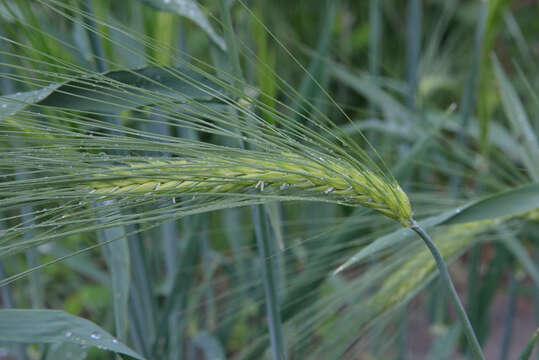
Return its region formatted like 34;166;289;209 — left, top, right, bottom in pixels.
0;0;538;359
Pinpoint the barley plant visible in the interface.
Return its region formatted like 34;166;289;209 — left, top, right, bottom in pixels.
0;0;538;359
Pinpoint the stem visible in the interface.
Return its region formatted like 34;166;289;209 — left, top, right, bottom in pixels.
253;205;287;360
411;221;485;360
218;2;286;359
80;0;107;73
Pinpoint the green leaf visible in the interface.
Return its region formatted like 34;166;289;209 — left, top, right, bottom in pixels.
1;66;222;118
492;55;539;181
138;0;226;50
498;227;539;290
45;342;87;360
331;63;410;122
518;328;539;360
99;213;130;343
334;183;539;274
0;309;144;359
441;182;539;225
0;86;60;120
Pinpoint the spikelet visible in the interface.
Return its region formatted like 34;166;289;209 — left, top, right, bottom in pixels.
87;153;413;226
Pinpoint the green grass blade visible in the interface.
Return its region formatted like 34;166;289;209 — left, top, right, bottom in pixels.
252;205;287;360
41;243;110;285
518;328;539;360
128;229;157;358
1;66;223;115
335;183;539;273
492;55;539;181
99;220;130;343
500;274;517;360
138;0;226;51
498;227;539;290
80;0;108;73
477;0;511;156
293;0;340;122
331;63;410;122
442;183;539;226
0;309;144;359
406;0;422;111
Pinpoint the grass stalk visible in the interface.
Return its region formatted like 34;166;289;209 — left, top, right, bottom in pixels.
0;261;29;360
219;2;287;358
80;0;107;73
500;273;517;360
406;0;421;112
410;221;485;360
253;205;287;360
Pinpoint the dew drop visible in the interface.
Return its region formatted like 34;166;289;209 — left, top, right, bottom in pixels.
65;331;73;338
90;331;101;340
1;104;6;108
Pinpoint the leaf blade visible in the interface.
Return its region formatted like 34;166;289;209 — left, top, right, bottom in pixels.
0;309;144;359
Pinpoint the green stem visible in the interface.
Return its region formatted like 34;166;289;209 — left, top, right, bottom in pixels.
218;2;286;359
80;0;107;73
253;205;287;360
410;221;485;360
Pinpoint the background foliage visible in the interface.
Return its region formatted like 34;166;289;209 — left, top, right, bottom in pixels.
0;0;538;359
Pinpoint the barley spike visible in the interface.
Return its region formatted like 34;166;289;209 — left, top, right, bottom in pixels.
87;153;412;226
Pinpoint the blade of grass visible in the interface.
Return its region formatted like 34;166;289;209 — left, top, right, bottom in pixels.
0;242;29;360
80;1;132;345
477;0;511;157
98;214;130;343
518;328;539;360
492;55;539;181
128;226;157;358
292;0;341;123
138;0;226;51
0;309;143;359
406;0;421;112
219;1;286;358
450;0;488;192
498;227;539;290
500;273;517;360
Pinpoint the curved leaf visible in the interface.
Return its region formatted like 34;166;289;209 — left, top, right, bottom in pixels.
0;86;60;120
138;0;226;51
441;182;539;225
334;183;539;274
0;309;144;359
1;66;222;118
